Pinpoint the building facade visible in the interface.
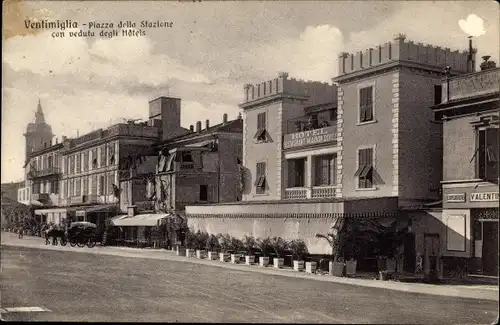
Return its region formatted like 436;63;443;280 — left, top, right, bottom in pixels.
186;35;474;264
432;61;499;277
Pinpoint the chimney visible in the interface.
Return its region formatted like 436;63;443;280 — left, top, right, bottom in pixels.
205;119;210;130
189;125;194;132
196;121;202;133
467;36;475;73
223;113;228;124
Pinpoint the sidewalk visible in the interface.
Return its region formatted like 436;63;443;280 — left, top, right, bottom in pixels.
1;232;498;301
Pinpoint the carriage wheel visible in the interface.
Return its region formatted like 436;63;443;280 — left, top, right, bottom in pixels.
87;239;96;248
70;239;78;247
77;239;86;248
60;238;67;246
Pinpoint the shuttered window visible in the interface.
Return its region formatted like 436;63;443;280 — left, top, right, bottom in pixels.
354;148;374;188
359;86;374;123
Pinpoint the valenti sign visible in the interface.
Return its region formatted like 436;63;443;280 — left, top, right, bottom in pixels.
470;192;499;202
283;126;337;149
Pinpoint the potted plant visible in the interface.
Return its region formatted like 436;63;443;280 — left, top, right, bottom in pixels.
218;234;232;262
242;235;256;265
205;234;220;260
230;236;244;264
288;239;308;272
256;237;271;267
184;229;197;257
270;237;287;269
345;257;357;277
195;231;209;259
316;221;345;277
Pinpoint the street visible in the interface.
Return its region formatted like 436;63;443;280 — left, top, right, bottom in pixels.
1;245;498;323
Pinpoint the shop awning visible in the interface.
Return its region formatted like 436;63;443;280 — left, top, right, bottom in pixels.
111;213;170;227
76;204;117;217
185;140;213;148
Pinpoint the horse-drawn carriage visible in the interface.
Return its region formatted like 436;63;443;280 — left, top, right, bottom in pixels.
67;221;98;248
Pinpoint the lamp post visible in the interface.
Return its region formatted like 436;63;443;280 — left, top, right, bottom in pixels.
444;65;451;102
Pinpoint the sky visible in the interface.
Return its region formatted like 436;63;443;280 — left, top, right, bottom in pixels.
2;0;499;183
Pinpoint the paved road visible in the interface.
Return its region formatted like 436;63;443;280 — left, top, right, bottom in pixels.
1;246;498;323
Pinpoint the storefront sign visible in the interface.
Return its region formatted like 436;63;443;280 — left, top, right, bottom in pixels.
446;193;466;203
283;126;336;149
470;192;499;202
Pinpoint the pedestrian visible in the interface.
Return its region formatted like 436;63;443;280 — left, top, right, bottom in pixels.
18;226;24;239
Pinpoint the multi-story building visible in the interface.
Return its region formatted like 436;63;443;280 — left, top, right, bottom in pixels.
17;101;63;224
432;58;499;277
186;35;473;265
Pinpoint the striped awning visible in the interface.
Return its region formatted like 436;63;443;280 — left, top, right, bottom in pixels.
111;213;169;227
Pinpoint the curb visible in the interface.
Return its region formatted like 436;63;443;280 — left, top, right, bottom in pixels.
2;239;498;302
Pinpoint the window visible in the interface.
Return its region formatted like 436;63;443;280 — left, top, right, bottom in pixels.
69;179;74;197
254;162;266;194
83;177;89;195
199;185;208;201
473;128;499;182
100;146;107;168
76;153;81;173
109;145;116;165
287;158;306;188
359;86;374;123
47;155;53;169
91;148;98;169
315;155;336;186
354;148;374;189
52;180;59;194
254;112;267;142
83;151;88;171
434;85;442;105
75;178;81;196
99;175;105;195
108;172;114;195
181;153;193;163
69;155;75;175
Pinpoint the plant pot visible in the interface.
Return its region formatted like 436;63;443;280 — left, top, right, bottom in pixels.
305;261;317;274
273;257;284;269
329;261;345;277
293;260;305;272
219;252;230;262
245;255;255;265
196;249;206;259
185;249;195;257
386;258;396;273
345;260;357;277
207;252;218;260
379;271;390;281
176;247;186;256
259;256;270;267
231;254;241;264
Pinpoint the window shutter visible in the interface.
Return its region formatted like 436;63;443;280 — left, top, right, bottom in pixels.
366;148;373;166
478;130;486;178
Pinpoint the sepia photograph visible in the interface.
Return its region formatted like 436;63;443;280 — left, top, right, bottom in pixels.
1;0;499;323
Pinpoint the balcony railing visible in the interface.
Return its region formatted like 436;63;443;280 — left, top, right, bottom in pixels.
284;188;308;199
446;67;500;102
311;185;337;199
31;193;50;202
27;167;61;179
179;163;195;170
283;125;337;150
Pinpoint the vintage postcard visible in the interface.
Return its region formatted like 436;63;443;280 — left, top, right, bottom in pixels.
1;0;499;323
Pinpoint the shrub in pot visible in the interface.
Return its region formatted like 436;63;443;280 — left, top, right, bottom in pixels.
316;219;346;277
184;228;197;257
256;237;271;267
270;237;287;269
195;231;209;259
218;234;231;262
288;239;308;272
205;234;220;260
243;235;256;265
230;236;244;264
345;258;357;277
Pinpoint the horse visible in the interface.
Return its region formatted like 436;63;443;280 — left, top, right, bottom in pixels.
45;228;66;246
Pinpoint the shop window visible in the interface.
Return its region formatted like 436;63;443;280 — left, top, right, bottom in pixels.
434;85;442;105
254;162;266;194
354;148;374;188
314;154;336;186
359;86;374;123
254;112;267;142
287;158;306;188
472;128;499;182
474;220;482;241
199;185;208;201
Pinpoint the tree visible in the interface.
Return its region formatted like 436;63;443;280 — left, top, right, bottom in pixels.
256;237;272;257
288;239;308;261
242;235;256;256
316;216;346;262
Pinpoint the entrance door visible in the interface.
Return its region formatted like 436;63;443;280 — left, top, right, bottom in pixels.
403;233;416;273
482;221;499;277
424;234;440;277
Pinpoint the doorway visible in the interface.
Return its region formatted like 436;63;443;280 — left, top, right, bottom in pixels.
424;234;440;278
482;221;499;277
403;233;416;273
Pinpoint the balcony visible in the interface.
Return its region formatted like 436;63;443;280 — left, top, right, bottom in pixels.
27;167;61;179
283;125;337;150
32;193;50;202
179;162;195;170
285;186;338;200
445;67;500;102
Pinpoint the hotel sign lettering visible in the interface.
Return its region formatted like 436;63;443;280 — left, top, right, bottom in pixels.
283;126;336;149
470;192;499;202
446;193;466;203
